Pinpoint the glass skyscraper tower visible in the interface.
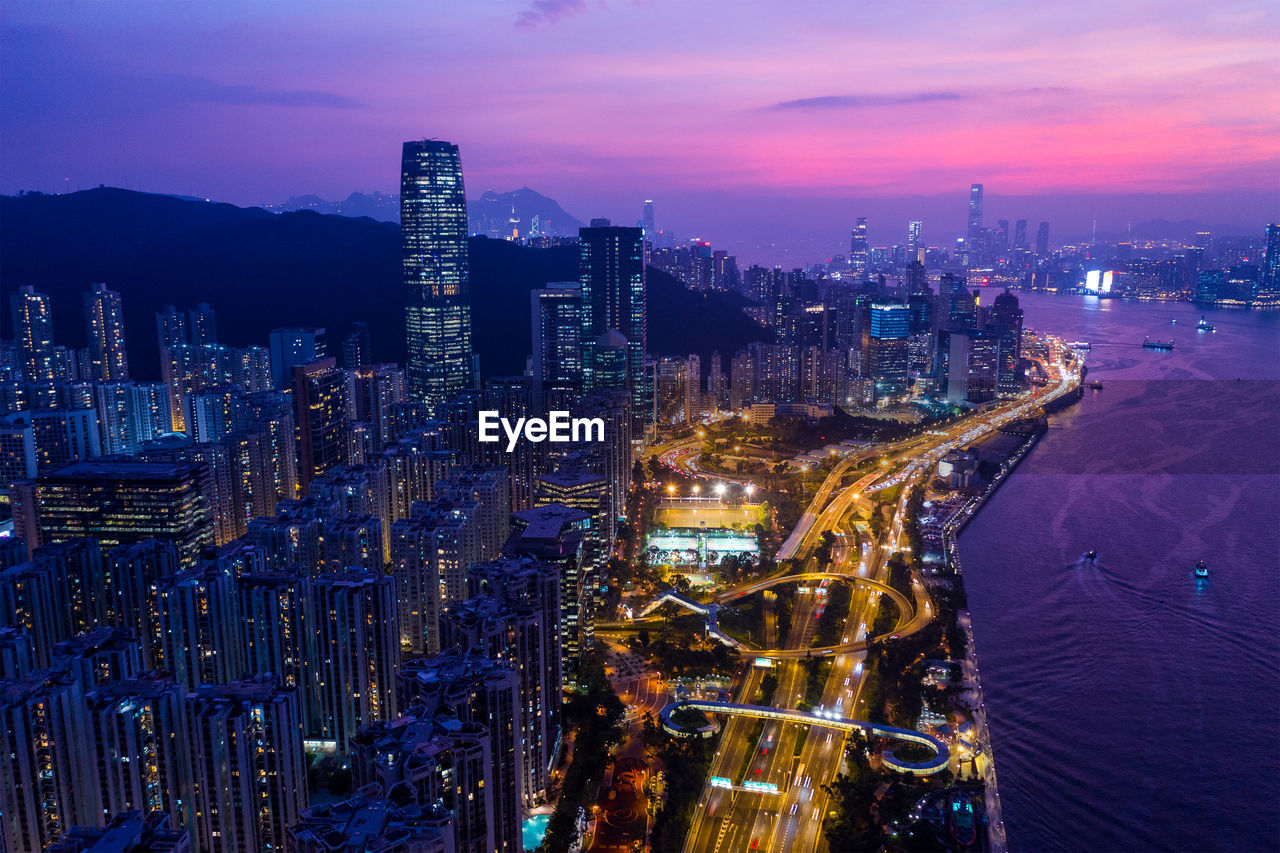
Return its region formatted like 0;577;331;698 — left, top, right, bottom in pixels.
401;139;475;408
578;221;649;426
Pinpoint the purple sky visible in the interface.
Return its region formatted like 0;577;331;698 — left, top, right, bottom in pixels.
3;1;1277;264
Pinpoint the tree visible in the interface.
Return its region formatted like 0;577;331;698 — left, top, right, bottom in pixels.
638;627;651;647
633;459;646;484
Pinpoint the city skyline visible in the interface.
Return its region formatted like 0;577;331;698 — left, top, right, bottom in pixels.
2;1;1277;263
0;4;1276;852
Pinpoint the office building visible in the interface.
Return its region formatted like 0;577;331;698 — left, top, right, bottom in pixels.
907;220;923;261
1263;223;1280;298
988;290;1025;393
531;282;584;389
1036;221;1050;256
13;459;215;565
83;282;130;381
579;221;648;424
868;303;910;394
966;184;984;266
848;217;869;278
1014;219;1028;251
402;139;475;407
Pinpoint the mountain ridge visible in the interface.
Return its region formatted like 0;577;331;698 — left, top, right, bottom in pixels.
0;187;764;382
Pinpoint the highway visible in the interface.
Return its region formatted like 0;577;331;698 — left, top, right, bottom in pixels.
675;342;1082;852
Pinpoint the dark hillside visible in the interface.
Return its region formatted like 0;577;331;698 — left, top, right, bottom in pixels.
1;188;765;381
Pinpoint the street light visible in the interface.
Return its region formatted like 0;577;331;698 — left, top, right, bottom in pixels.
692;485;701;496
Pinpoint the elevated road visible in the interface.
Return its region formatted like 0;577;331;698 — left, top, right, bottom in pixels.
678;343;1082;852
661;699;950;775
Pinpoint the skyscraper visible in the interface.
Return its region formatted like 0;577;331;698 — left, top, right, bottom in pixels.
188;302;217;345
1013;219;1028;251
293;358;347;493
849;217;869;276
341;321;371;369
83;283;129;381
309;569;400;748
1262;223;1280;299
269;327;327;389
868;303;910;395
642;199;655;241
1036;221;1050;256
966;184;984;266
579;221;648;424
185;677;307;853
11;285;56;384
0;668;95;851
155;305;187;361
907;220;923;261
989;290;1025;394
531;282;584;389
401;139;475;408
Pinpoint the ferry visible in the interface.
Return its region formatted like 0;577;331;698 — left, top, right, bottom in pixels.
1143;339;1175;351
1065;341;1092;350
1195;560;1209;579
1197;316;1216;333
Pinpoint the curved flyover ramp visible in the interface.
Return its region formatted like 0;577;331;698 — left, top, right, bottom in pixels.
661;699;949;775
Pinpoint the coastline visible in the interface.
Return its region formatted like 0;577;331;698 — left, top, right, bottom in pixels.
938;379;1084;853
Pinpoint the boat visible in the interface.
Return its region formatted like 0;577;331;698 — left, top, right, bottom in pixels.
1086;550;1097;560
1065;340;1092;350
1197;316;1216;332
1143;339;1175;350
1170;318;1177;325
1195;560;1209;578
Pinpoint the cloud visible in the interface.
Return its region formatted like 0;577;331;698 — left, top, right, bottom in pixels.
515;0;587;29
769;91;966;110
160;75;361;109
